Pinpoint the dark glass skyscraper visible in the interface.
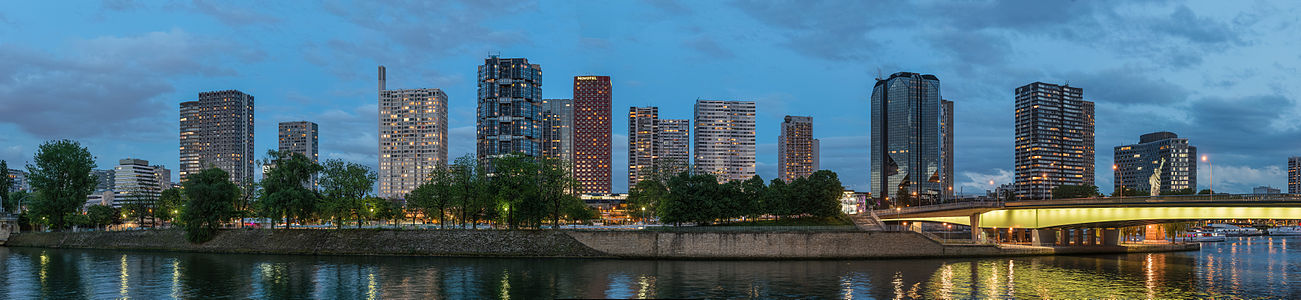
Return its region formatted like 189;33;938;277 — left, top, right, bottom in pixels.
870;72;946;207
477;56;543;163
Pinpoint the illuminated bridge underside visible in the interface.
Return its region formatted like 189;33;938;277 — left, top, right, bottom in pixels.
885;206;1301;229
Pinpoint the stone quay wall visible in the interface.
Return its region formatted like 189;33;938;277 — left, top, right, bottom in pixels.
4;229;1197;259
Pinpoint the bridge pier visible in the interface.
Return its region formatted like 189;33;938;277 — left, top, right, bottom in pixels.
1072;229;1085;245
1032;229;1057;246
969;213;981;242
1102;229;1120;246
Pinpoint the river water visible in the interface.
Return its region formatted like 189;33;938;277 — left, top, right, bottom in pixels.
1;236;1298;299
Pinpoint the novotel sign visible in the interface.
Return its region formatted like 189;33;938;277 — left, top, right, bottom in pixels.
576;76;600;80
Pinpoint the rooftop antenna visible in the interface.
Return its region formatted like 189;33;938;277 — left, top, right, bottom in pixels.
488;50;501;58
875;68;883;81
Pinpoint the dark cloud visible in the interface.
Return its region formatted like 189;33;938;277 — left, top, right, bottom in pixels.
320;0;533;58
1065;68;1191;106
732;1;898;60
1189;95;1293;134
0;30;254;139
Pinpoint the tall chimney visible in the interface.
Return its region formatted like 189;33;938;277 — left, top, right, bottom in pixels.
378;65;386;92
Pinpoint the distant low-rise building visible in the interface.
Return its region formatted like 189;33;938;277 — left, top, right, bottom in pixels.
580;193;629;224
1253;186;1281;194
6;169;29;193
840;190;869;215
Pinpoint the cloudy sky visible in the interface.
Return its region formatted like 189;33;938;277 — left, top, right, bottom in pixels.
1;0;1298;194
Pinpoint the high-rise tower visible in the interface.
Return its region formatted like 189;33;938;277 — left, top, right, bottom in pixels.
778;116;819;182
870;72;945;207
378;66;449;199
628;107;689;188
573;76;612;194
1014;82;1095;200
694;100;756;183
180;90;255;184
476;56;543;166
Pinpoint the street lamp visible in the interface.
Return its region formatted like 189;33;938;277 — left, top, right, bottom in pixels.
1202;155;1212;196
1113;164;1122;197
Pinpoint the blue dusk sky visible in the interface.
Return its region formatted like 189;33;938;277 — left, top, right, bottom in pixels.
1;1;1299;194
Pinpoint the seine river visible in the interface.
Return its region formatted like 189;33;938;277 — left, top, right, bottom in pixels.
1;236;1298;299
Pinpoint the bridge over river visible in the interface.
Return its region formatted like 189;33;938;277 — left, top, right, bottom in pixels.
871;194;1301;246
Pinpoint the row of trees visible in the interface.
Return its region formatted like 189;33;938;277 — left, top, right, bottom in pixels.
627;169;845;225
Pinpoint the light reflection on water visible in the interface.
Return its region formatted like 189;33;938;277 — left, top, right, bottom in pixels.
1;236;1299;298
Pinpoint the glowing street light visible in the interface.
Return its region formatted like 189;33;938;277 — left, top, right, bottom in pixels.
1202;155;1212;195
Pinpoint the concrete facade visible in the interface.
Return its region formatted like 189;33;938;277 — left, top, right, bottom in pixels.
778;115;818;182
572;76;612;194
694;99;756;183
180;90;255;184
1014;82;1094;200
378;66;449;199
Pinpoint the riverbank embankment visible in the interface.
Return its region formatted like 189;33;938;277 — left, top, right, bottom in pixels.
3;229;1198;259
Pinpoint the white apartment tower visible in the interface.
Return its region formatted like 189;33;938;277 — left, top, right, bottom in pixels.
693;100;756;183
114;158;166;209
377;66;449;199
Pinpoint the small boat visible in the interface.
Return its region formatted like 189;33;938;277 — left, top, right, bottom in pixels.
1206;223;1262;237
1268;226;1301;236
1182;231;1226;242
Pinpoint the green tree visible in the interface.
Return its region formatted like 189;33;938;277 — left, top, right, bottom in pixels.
537;156;580;229
447;155;481;228
492;154;544;229
259;151;322;229
763;178;793;217
660;172;722;225
736;175;766;219
5;191;29;214
0;160;11;212
800;170;845;218
25;139;97;231
1197;189;1214;195
156;188;185;224
366;197;401;228
407;167;454;228
1160;188;1196;196
627;179;666;223
1112;186;1145;197
319;159;377;228
86;204;119;230
182;168;240;243
1051;184;1100;199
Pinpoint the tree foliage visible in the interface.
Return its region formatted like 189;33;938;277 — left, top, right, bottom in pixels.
26;139;97;231
626;179;666;222
259;151;322;229
182;168;239;243
0;160;11;212
657;169;846;225
318;159;376;228
156;188;185;223
85;204;120;230
1051;185;1101;199
407;167;454;228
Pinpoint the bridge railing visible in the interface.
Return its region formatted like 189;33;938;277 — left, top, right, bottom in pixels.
874;201;1003;216
1007;193;1301;207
